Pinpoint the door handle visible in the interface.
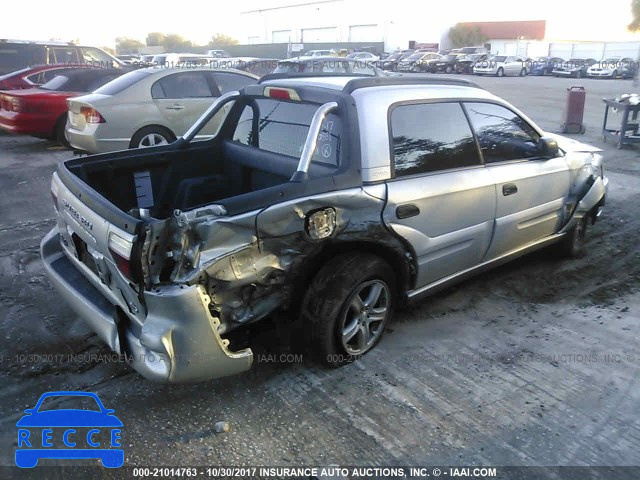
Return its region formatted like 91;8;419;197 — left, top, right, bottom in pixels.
165;104;185;111
396;204;420;219
502;183;518;196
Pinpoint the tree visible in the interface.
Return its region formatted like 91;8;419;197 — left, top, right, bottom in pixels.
146;32;165;46
629;0;640;31
163;33;193;52
448;24;487;49
208;33;239;47
116;37;144;54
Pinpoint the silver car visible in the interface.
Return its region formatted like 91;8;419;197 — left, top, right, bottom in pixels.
43;76;608;382
65;67;258;153
474;55;529;76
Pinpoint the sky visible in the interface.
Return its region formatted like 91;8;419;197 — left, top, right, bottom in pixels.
2;0;638;47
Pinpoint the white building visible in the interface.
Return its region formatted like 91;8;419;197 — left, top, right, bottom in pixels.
238;0;452;52
236;0;640;57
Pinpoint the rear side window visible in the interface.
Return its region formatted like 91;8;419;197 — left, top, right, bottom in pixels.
80;47;115;65
232;99;341;167
464;102;540;163
94;69;153;95
151;72;214;99
210;72;256;94
49;47;79;63
390;102;480;177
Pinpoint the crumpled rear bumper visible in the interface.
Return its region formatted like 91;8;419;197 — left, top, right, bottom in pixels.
41;228;253;383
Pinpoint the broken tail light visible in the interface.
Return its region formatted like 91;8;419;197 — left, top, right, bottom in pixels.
108;232;134;280
80;106;105;124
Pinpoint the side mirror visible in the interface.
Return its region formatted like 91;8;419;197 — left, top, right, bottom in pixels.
539;136;559;158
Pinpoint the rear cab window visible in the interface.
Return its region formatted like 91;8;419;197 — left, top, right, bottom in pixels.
232;98;342;168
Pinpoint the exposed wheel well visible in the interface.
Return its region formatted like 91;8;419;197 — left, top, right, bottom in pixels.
289;241;413;314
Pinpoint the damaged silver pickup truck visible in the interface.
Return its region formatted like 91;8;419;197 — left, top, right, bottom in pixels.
41;75;608;382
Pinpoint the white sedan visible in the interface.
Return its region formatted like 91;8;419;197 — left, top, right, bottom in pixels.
65;66;257;154
473;55;529;77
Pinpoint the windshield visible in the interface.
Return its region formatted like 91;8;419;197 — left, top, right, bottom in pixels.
407;53;423;60
442;55;458;61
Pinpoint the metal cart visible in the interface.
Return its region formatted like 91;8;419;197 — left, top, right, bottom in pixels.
602;98;640;149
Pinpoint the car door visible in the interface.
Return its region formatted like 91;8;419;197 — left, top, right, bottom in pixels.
383;102;496;288
463;102;571;259
151;71;218;136
504;56;517;75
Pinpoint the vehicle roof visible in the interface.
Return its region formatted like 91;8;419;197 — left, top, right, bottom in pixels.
262;75;494;100
280;56;370;63
137;66;258;77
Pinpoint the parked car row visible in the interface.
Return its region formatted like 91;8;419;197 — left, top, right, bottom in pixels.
0;53;390;150
390;50;637;79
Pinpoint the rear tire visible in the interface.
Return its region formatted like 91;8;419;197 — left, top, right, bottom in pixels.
300;253;396;367
558;217;588;258
497;67;504;77
54;115;70;148
519;68;527;76
130;126;176;149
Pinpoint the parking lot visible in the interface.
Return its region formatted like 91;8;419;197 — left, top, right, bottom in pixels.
1;74;639;475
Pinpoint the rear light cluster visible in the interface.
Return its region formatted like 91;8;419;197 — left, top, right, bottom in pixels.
0;94;26;112
108;232;134;281
80;106;105;124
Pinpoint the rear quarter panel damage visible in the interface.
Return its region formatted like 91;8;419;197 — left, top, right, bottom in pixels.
169;186;412;335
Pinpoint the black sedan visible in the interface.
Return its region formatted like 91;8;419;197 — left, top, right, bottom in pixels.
552;58;596;78
429;54;464;73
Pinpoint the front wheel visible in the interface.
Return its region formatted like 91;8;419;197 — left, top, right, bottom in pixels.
445;65;453;74
558;217;588;258
301;253;396;367
519;68;527;76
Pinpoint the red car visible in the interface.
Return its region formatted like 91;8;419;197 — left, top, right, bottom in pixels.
0;64;96;90
0;68;124;145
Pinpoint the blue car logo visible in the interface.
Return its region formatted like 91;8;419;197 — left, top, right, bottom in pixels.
15;391;123;468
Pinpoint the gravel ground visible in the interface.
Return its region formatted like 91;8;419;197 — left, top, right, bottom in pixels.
0;75;639;479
